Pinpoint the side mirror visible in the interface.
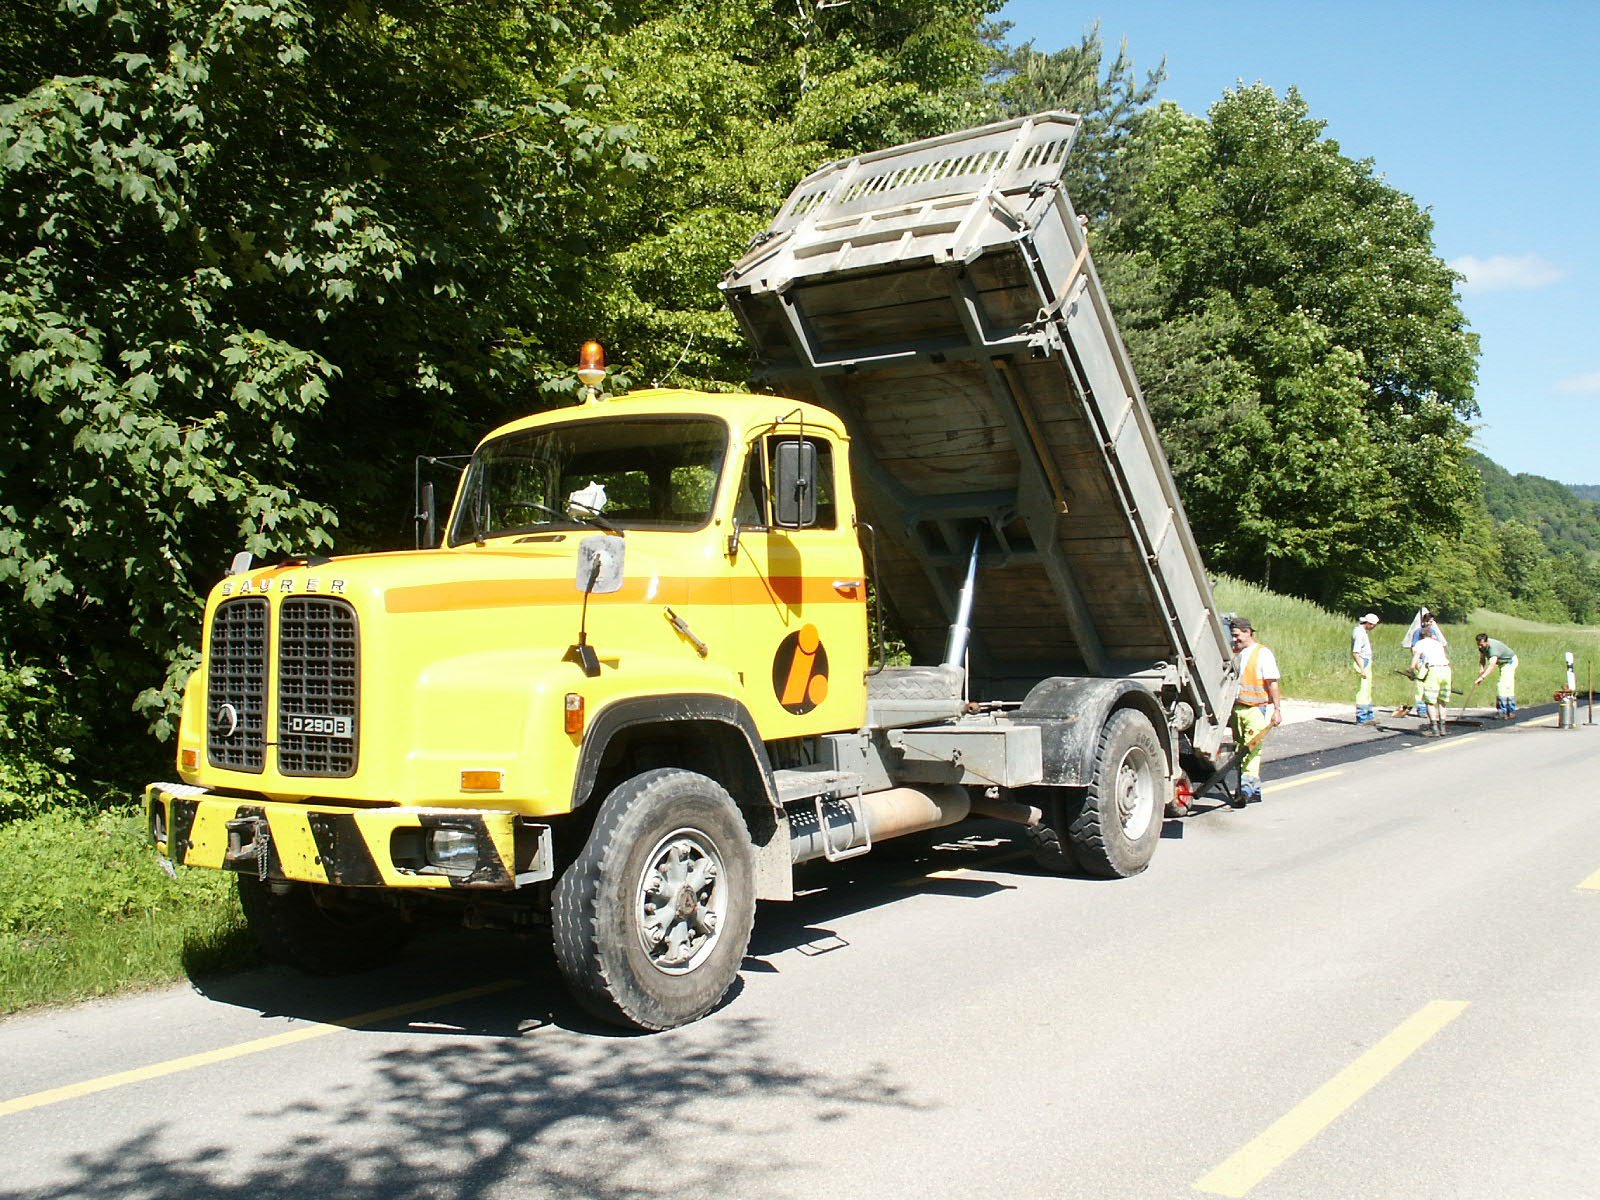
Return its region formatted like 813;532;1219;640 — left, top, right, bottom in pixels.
773;440;817;528
575;535;625;594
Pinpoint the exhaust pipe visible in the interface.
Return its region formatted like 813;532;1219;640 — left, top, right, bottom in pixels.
790;784;969;865
969;792;1042;826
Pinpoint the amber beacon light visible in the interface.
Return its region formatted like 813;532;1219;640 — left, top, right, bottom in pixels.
577;341;607;400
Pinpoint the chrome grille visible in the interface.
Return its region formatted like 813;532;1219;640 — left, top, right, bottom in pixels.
207;598;269;772
277;597;360;777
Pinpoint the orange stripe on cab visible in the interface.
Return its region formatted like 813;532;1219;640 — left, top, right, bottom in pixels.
385;576;862;615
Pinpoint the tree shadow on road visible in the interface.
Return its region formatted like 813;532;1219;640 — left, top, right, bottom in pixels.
4;998;922;1200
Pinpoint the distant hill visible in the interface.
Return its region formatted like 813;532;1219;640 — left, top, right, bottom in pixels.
1473;453;1600;557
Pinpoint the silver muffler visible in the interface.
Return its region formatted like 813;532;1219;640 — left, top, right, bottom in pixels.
789;784;970;865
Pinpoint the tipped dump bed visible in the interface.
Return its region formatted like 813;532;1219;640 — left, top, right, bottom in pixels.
722;112;1236;753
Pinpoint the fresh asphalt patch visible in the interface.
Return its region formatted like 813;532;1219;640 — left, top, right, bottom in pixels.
1266;700;1568;781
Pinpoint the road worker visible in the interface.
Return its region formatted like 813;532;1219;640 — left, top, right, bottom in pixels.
1409;630;1452;737
1229;617;1282;806
1397;608;1447;718
1351;612;1379;725
1474;633;1519;719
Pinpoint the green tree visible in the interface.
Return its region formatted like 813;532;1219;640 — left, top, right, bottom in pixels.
1102;88;1480;607
1549;553;1600;624
1;0;636;802
987;20;1164;228
1494;519;1566;620
582;0;1000;391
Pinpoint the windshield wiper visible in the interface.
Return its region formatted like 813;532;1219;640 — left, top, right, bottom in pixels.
510;500;622;536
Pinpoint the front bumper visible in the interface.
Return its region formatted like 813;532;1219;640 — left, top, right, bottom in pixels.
144;783;553;890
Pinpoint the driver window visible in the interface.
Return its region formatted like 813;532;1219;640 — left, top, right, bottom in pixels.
736;435;836;530
736;443;768;526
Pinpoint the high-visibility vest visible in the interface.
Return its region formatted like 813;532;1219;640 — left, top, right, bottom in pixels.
1237;644;1272;706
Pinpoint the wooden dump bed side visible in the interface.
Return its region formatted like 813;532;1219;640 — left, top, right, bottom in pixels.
721;112;1236;751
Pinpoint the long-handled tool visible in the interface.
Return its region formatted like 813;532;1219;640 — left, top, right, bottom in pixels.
1196;721;1273;808
1391;669;1463;692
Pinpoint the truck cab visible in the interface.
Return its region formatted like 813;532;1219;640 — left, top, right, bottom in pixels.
149;389;870;1028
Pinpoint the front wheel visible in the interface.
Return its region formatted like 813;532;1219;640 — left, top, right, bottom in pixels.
552;768;757;1031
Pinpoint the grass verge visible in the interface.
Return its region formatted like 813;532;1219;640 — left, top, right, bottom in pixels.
0;808;257;1016
1214;576;1600;712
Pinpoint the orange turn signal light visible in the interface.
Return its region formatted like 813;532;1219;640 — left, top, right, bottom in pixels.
564;692;585;735
460;769;503;793
180;748;198;770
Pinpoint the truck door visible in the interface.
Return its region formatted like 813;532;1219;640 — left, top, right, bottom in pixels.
730;429;867;736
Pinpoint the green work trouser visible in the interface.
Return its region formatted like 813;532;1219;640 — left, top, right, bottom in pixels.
1420;665;1452;707
1231;703;1271;785
1496;660;1517;701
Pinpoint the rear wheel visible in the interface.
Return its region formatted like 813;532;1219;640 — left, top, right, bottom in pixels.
237;876;411;974
1069;709;1167;877
552;768;756;1031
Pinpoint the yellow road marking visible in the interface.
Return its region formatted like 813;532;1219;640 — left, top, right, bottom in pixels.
1195;999;1469;1197
1578;868;1600;892
0;979;522;1120
1416;733;1476;754
901;849;1029;886
1267;769;1345;793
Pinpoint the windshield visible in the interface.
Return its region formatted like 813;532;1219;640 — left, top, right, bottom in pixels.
449;416;728;544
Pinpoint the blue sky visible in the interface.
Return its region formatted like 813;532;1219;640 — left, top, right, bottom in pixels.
998;0;1599;486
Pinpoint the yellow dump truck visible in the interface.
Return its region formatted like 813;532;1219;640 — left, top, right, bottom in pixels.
146;113;1238;1030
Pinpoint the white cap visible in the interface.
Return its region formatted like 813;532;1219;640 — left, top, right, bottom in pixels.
1361;613;1379;624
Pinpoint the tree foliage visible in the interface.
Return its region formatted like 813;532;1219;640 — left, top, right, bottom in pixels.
1;0;1002;809
1476;453;1600;557
1099;88;1481;608
987;21;1164;228
1;0;637;796
582;0;1000;390
1469;457;1600;622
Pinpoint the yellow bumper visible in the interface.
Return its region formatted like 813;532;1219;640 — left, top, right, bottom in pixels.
143;784;552;890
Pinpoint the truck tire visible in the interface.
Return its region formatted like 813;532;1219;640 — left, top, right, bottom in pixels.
236;876;411;974
1068;708;1167;878
1023;788;1078;873
552;768;757;1031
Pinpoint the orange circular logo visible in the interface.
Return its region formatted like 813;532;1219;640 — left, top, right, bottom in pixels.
772;625;829;715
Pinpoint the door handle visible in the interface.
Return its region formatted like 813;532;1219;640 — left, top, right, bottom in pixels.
832;580;862;593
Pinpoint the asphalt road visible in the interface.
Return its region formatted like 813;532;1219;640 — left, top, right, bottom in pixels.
3;710;1598;1200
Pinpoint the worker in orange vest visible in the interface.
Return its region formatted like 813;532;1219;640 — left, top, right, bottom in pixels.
1229;616;1282;807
